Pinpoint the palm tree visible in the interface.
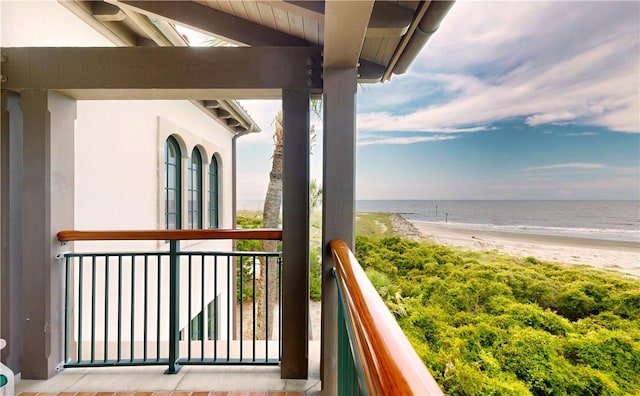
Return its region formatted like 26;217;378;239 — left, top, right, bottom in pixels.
255;111;283;339
255;103;321;339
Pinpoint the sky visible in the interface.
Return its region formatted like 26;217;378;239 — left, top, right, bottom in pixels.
235;1;640;202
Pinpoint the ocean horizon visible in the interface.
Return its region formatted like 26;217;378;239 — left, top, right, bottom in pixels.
237;199;640;243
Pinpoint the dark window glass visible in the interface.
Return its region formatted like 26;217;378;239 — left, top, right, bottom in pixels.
165;136;181;229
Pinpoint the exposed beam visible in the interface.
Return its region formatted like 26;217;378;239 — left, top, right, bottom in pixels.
58;1;136;46
357;59;386;83
112;0;311;47
52;89;285;100
367;1;414;37
92;1;126;22
118;6;175;47
2;47;322;99
323;1;374;68
263;1;324;20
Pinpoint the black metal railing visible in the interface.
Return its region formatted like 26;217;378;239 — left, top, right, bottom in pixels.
57;229;282;373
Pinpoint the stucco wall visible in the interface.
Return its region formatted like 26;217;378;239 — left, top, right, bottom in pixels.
1;0;235;244
2;1;238;347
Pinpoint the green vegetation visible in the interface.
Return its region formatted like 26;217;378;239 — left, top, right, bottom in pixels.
355;212;396;238
235;212;264;302
354;213;640;395
236;210;322;302
354;233;640;395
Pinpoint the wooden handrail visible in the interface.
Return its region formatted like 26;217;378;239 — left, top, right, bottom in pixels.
330;239;444;395
57;228;282;242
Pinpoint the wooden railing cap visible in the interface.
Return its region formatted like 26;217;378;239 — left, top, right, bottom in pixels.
57;228;283;242
330;238;444;395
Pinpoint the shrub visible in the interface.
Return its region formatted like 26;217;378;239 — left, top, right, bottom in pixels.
309;247;322;301
354;235;640;395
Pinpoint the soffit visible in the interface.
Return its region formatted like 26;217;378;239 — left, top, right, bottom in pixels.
56;0;453;87
58;0;260;135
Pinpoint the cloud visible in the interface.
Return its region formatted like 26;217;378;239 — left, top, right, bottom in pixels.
366;1;640;134
564;132;597;137
357;134;458;146
526;112;577;126
520;163;606;171
357;110;491;133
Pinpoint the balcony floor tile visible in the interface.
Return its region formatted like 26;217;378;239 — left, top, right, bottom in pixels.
15;343;320;396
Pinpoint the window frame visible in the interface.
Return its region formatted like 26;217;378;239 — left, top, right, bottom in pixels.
164;136;182;230
188;148;203;229
208;155;220;229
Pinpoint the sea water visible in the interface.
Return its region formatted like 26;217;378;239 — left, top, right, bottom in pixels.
356;200;640;243
236;199;640;242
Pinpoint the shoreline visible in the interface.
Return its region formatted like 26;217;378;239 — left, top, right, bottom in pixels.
391;214;640;278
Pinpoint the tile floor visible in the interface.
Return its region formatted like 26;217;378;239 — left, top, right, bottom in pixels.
14;343;321;396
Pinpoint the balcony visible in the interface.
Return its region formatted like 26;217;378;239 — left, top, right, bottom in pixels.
9;230;442;395
15;229;321;395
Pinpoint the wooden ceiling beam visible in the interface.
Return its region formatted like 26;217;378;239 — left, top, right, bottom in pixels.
367;2;414;37
1;46;322;99
58;1;137;46
111;0;311;47
323;0;374;68
92;1;126;22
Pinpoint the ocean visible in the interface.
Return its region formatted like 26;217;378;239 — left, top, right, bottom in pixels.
238;199;640;243
357;200;640;243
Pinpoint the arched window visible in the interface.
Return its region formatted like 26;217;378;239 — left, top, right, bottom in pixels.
209;155;219;228
165;136;181;229
188;148;203;229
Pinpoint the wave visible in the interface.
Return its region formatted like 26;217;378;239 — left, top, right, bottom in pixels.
410;220;640;242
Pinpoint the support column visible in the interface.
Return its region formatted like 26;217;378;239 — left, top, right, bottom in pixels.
281;88;310;379
1;90;24;373
20;90;75;379
321;67;358;394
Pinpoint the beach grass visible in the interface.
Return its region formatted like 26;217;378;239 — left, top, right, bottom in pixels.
355;212;396;238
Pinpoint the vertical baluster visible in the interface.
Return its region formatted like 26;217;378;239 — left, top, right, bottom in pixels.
117;255;122;362
166;240;181;374
157;255;162;361
130;255;136;362
265;254;269;362
78;256;84;362
226;255;231;362
64;255;71;364
252;255;256;362
239;254;243;362
91;256;96;363
188;254;192;361
201;254;205;361
104;256;110;362
143;255;148;362
213;255;218;361
279;255;283;360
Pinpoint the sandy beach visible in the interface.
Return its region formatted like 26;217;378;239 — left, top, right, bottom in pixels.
394;215;640;278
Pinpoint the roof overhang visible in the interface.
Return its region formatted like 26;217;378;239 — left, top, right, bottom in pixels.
59;0;454;85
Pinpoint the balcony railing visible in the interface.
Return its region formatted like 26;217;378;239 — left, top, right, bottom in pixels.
57;229;282;374
330;240;444;395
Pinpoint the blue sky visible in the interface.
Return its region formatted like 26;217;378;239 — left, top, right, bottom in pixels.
237;1;640;201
